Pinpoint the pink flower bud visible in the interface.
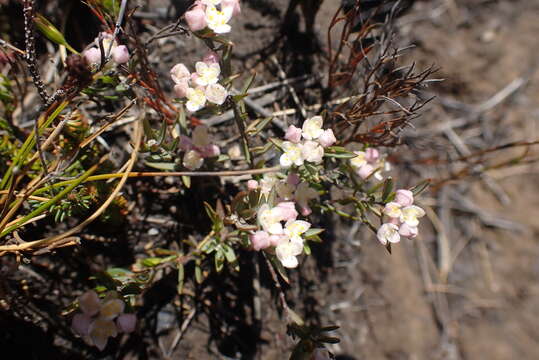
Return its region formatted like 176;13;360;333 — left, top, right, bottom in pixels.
287;173;300;186
84;47;101;65
284;125;302;143
318;129;336;148
203;51;220;65
299;204;312;216
185;6;207;32
112;45;129;64
174;80;190;98
357;164;374;179
247;180;259;191
276;202;298;222
398;223;418;238
170;63;190;83
365;148;379;163
222;0;241;16
250;231;270;251
395;189;414;207
72;313;92;336
116;313;137;333
200;144;220;158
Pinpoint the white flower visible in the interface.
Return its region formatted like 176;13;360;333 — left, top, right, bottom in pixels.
302;115;324;140
186;87;207;112
205;83;227;105
201;0;221;5
275;238;304;268
280;141;304;168
377;223;400;245
205;4;233;34
400;205;425;227
301;140;324;164
194;61;220;87
284;220;311;243
258;204;284;235
170;63;190;84
183;149;204;170
383;202;402;218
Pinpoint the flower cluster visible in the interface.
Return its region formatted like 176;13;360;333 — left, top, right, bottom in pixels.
170;52;228;112
349;147;390;180
280;116;336;168
71;290;136;351
84;32;130;67
180;125;220;170
185;0;241;34
377;189;425;245
251;203;311;268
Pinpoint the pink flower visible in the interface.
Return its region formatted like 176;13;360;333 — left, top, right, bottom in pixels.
357;163;375;179
284;125;302;143
173;80;190;98
395;189;414;207
203;51;220;65
365;148;380;163
398;223;418;238
112;45;129;64
185;5;207;32
318;129;336;147
170;63;191;83
222;0;241;16
247;180;259;190
250;231;270;251
79;290;101;316
84;47;101;65
276;202;298;222
116;313;137;333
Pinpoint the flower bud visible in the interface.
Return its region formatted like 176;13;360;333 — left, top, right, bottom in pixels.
365;148;380;163
170;63;190;83
112;45;129;64
250;231;270;251
173;80;190;98
247;180;259;191
395;189;414;207
318;129;336;148
222;0;241;16
287;173;300;186
185;5;207;32
284;125;302;143
84;47;101;65
203;51;220;65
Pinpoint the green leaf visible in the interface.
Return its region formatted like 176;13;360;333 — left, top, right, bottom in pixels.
181;175;191;188
177;262;185;294
381;177;394;202
304;228;325;238
195;262;203;284
214;251;225;272
144;161;176;171
34;14;78;54
410;179;430;196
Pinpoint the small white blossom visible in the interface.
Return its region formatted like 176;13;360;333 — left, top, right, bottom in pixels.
275;238;304;268
258;204;284;235
400;205;425;227
194;61;220;87
284;220;311;243
280;141;304;168
205;5;233;34
383;202;402;218
377;223;400;245
350;151;367;169
205;83;227;105
186;87;207;112
301;140;324;164
302;115;324;140
183;149;204;170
